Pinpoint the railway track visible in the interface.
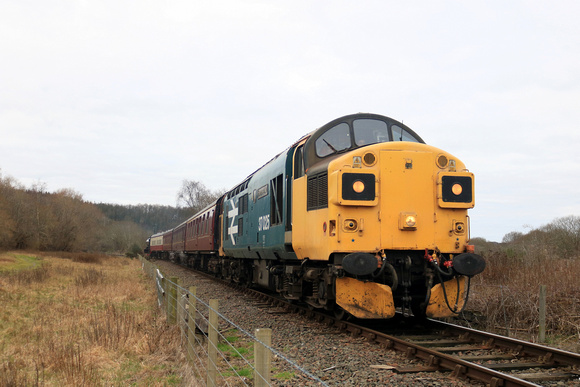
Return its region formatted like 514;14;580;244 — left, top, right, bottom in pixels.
168;261;580;386
255;295;580;386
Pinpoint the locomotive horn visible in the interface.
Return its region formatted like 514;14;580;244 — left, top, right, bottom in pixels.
342;253;379;276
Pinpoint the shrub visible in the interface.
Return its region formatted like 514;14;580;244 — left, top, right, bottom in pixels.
125;243;143;259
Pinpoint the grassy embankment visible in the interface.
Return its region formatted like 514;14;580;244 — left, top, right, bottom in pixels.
0;251;192;386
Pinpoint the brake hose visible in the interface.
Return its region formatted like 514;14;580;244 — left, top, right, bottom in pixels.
434;267;472;314
372;253;398;291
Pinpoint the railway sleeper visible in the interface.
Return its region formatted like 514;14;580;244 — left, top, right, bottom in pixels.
393;365;440;374
516;371;580;383
428;344;494;353
409;339;473;347
485;362;556;371
456;354;515;361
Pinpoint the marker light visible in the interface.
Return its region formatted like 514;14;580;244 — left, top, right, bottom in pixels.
436;154;449;169
352;180;365;193
452;183;463;196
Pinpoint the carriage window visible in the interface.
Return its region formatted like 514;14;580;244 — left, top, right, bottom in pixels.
391;125;420;142
354;119;389;146
315;123;351;157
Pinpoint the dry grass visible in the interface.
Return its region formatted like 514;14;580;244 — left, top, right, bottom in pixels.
0;252;195;386
464;249;580;352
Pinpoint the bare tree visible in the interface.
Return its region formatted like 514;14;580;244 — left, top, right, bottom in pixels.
547;215;580;257
176;180;223;214
502;231;524;244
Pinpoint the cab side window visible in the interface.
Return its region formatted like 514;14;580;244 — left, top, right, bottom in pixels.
294;145;305;179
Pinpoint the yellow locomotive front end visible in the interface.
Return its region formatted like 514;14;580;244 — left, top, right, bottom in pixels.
291;113;485;319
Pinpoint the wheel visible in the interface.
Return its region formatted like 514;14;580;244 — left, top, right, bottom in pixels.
333;306;352;321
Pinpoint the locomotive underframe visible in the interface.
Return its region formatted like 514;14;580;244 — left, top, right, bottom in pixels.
167;248;465;318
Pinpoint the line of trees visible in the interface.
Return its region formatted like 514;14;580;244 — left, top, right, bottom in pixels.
0;172;148;253
501;215;580;258
471;215;580;260
94;180;224;235
95;203;186;235
0;172;225;254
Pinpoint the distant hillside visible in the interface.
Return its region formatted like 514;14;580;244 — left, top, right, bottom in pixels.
95;203;195;235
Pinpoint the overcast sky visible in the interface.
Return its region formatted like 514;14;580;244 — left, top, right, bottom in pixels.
1;1;579;242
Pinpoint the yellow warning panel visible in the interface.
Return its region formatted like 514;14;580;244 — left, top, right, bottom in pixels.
426;276;467;318
336;277;395;319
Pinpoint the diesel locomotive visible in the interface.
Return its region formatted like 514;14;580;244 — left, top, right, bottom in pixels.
147;113;485;319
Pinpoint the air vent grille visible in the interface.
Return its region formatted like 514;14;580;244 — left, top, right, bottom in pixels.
307;173;328;211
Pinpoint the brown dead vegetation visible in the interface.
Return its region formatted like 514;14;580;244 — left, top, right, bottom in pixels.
466;216;580;352
0;252;195;386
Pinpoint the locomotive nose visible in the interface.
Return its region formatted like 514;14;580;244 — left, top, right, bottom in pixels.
452;253;486;276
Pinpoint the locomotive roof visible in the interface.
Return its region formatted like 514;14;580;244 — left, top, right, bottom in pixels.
304;112;425;173
225;113;424;198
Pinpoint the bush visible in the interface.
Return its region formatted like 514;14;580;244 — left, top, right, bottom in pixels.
125;243;143;259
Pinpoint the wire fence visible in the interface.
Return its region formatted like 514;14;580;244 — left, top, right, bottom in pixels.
140;257;327;387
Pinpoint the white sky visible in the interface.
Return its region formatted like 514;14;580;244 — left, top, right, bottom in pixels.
1;1;579;242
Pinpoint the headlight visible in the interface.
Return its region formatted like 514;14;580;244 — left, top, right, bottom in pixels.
352;180;365;193
451;183;463;196
341;173;375;201
399;212;417;230
438;173;474;208
405;215;416;227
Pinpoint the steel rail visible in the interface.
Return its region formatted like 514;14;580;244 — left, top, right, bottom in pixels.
429;319;580;367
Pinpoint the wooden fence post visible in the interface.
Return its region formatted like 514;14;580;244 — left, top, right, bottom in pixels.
161;274;166;308
207;299;219;387
254;328;272;387
178;284;186;340
167;277;179;324
539;285;546;343
187;286;197;363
